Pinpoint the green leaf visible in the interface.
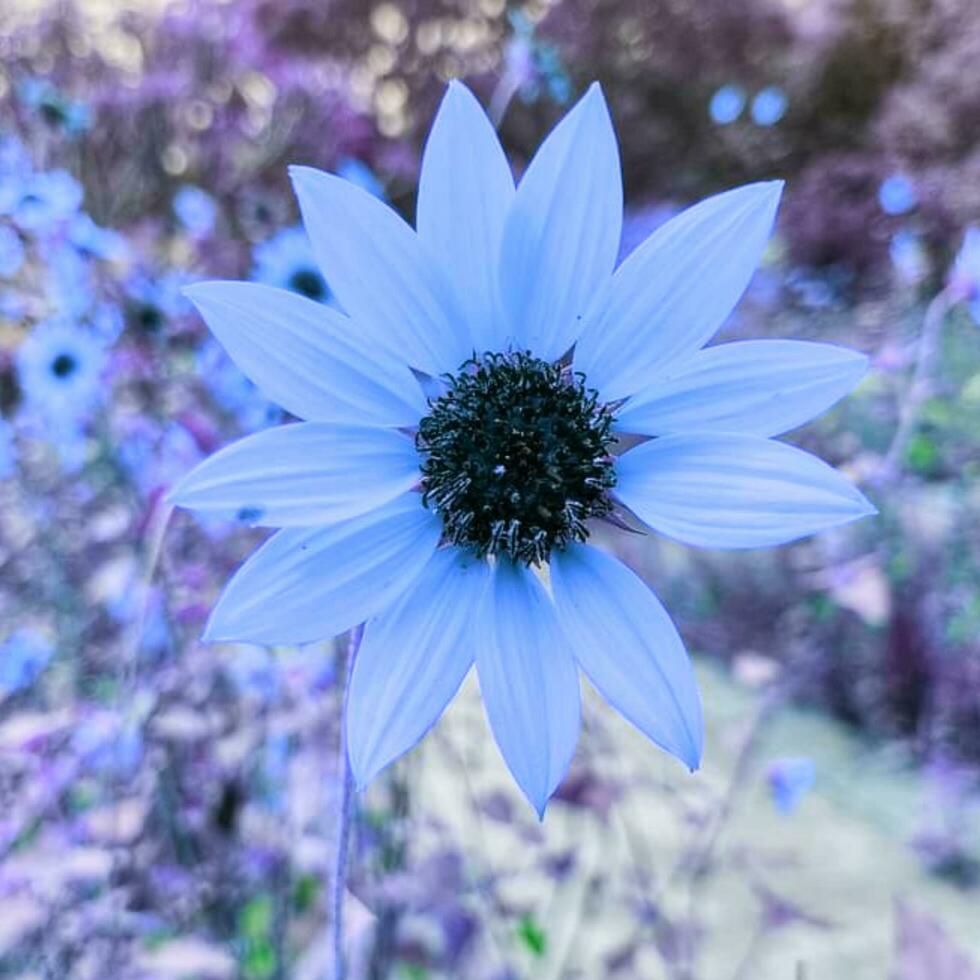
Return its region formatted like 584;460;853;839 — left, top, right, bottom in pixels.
517;914;547;957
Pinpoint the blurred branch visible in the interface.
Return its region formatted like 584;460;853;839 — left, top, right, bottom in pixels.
878;287;955;483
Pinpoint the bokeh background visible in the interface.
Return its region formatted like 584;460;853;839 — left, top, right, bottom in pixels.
2;0;980;977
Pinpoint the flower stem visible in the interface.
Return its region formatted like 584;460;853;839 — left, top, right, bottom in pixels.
879;286;954;482
331;623;363;980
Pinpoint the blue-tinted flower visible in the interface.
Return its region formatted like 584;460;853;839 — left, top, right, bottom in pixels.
767;757;816;815
174;184;218;237
6;170;83;232
0;419;16;478
48;241;94;317
336;159;385;201
172;82;874;815
0;629;53;696
709;84;745;125
68;213;128;261
950;226;980;324
750;86;788;127
878;172;917;216
19;78;91;134
124;272;186;334
16;319;106;425
252;225;330;304
890;229;927;285
0;225;25;277
197;340;281;430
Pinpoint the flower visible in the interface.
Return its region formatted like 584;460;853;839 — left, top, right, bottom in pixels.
4;169;83;232
251;224;330;304
335;159;386;201
16;319;106;426
172;82;874;815
767;757;816;815
68;212;128;261
0;629;53;696
750;86;788;127
709;84;746;125
0;224;25;277
174;184;218;237
878;172;917;216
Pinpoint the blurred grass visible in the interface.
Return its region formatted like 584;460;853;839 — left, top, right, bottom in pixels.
395;660;980;978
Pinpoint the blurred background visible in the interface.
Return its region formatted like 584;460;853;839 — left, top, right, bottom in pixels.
1;0;980;977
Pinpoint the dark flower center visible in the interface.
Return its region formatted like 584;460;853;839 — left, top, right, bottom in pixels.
417;351;617;566
288;268;327;302
50;352;78;378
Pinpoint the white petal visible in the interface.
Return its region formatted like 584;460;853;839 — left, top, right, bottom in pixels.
575;182;783;401
204;493;441;644
169;423;419;526
475;561;580;817
498;83;622;360
184;281;426;425
616;340;869;437
550;544;702;769
417;82;515;353
290;166;467;375
347;547;490;787
615;433;877;549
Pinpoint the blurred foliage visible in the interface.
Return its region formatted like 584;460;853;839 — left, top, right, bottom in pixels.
0;0;979;977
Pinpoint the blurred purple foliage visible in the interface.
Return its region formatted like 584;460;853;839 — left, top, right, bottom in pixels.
0;0;979;976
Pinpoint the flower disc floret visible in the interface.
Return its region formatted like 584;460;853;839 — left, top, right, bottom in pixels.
417;351;617;565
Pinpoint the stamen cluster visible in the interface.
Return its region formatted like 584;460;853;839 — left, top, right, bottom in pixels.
417;351;617;565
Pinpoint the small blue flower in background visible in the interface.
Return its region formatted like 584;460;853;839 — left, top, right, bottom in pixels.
5;169;83;232
0;419;16;478
0;629;53;697
124;271;187;334
252;225;330;305
0;225;25;277
174;184;218;237
48;241;95;317
890;229;928;285
335;159;386;201
18;77;92;135
68;212;128;261
878;172;918;216
750;86;788;127
172;81;874;816
16;319;106;425
950;225;980;325
197;340;281;430
709;84;746;125
767;757;816;815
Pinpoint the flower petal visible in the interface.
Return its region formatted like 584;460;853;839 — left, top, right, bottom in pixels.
290;166;466;375
615;433;876;549
169;423;419;526
204;493;441;644
475;561;580;817
550;544;702;769
616;340;869;437
184;281;426;426
575;182;783;401
347;547;490;788
498;83;622;361
417;81;515;353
